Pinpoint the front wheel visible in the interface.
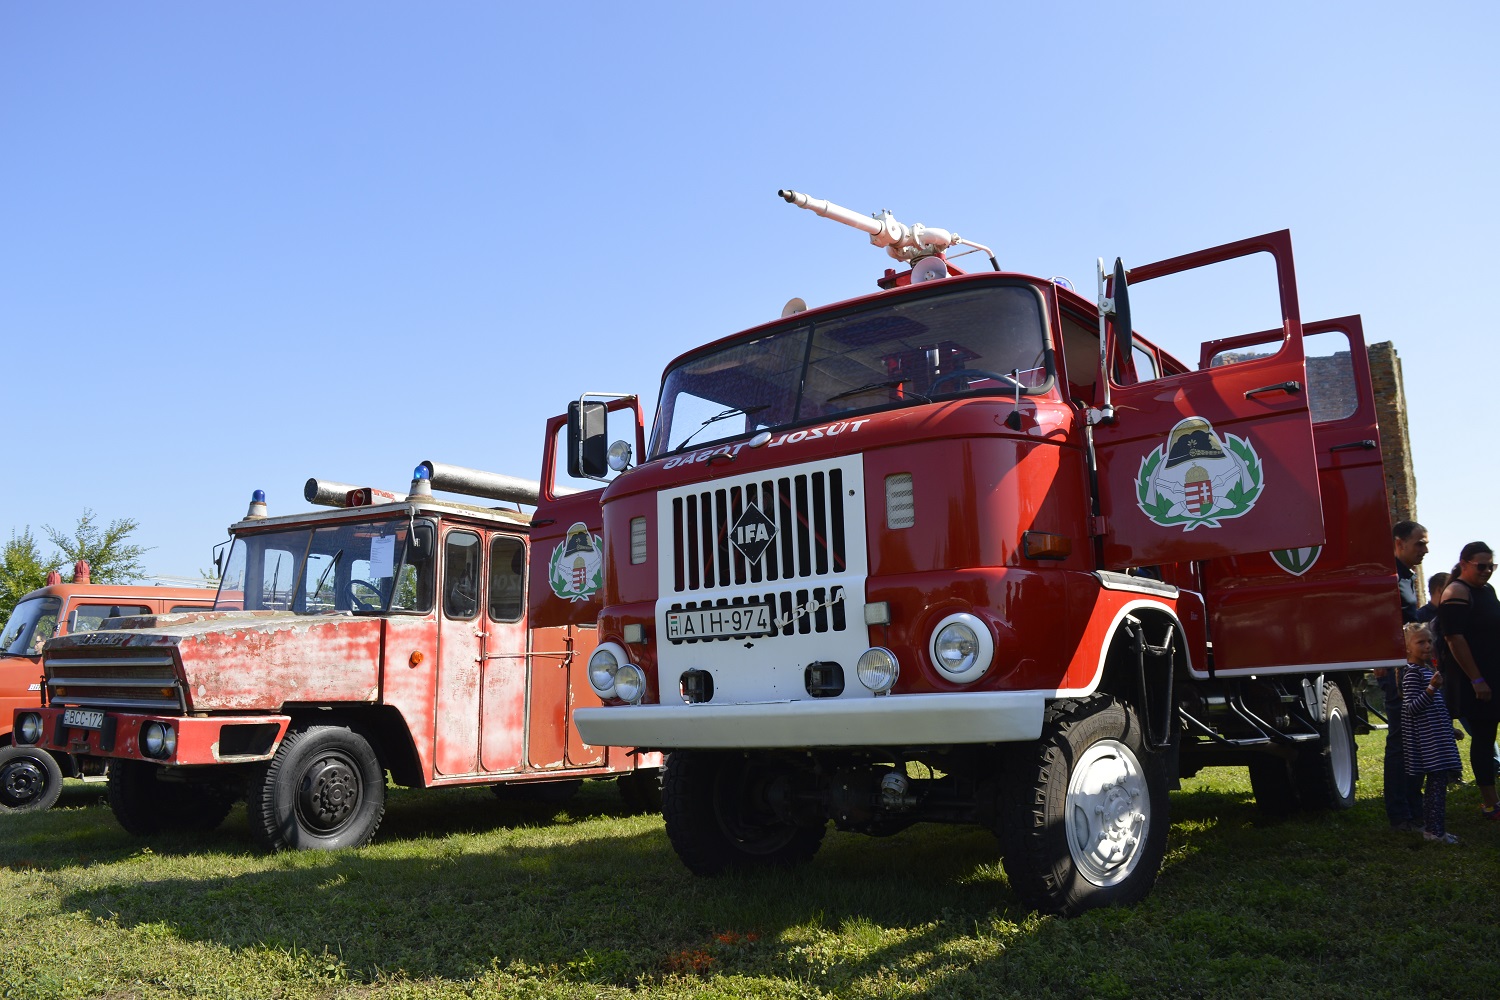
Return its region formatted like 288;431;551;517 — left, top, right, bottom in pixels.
662;751;826;876
997;696;1169;916
106;760;237;834
249;725;385;851
0;745;64;812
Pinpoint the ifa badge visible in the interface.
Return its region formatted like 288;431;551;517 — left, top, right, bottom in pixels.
1271;546;1322;576
1135;417;1264;531
548;522;604;601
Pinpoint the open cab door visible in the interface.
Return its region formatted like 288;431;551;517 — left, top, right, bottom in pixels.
1192;316;1403;675
1093;231;1325;569
528;396;646;765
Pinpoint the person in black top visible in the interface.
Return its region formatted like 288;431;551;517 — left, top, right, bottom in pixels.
1440;541;1500;820
1380;520;1429;829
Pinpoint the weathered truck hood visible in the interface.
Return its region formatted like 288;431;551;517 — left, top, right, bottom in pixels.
46;611;385;712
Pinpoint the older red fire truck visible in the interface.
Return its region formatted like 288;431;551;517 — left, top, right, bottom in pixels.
549;190;1401;915
13;457;661;849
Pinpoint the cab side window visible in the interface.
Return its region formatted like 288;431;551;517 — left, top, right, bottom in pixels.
71;604;151;633
1060;313;1100;402
443;531;482;620
489;536;526;623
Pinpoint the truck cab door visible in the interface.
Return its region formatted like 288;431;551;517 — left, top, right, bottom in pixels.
1194;316;1403;674
526;397;645;767
1092;231;1325;569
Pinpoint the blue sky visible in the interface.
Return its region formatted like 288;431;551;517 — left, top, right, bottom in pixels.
3;2;1495;580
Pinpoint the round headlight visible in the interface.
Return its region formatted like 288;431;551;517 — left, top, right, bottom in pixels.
160;724;177;757
607;439;633;472
856;647;900;694
17;713;43;745
613;664;646;704
930;612;994;683
588;645;622;696
142;722;165;757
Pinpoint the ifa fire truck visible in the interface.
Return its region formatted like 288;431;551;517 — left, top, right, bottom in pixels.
12;457;661;849
548;190;1402;916
1;567;217;811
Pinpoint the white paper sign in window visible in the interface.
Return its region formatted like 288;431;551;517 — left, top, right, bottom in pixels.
369;535;396;579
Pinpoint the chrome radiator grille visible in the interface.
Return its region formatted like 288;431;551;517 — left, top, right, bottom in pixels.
670;469;847;593
45;653;186;712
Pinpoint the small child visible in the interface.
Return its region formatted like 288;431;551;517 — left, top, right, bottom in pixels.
1401;622;1463;843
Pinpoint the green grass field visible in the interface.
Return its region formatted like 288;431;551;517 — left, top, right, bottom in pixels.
2;731;1497;999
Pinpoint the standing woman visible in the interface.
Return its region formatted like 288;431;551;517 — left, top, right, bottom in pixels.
1440;541;1500;818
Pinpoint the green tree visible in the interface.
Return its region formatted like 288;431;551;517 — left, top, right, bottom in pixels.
43;509;151;585
0;528;61;622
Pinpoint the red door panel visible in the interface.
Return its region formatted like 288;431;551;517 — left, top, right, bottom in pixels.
527;400;644;766
1198;316;1403;673
1094;231;1324;569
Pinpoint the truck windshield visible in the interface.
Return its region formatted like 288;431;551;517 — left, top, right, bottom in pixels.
0;596;62;656
650;282;1050;457
214;518;435;615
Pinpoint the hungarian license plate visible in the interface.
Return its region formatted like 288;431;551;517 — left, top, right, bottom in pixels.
62;708;104;730
666;603;773;640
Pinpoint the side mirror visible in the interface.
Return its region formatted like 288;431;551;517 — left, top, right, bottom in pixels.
1111;257;1133;361
568;400;609;479
406;522;435;564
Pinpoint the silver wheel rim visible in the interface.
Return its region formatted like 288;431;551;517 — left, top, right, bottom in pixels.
1064;739;1150;887
1329;707;1354;799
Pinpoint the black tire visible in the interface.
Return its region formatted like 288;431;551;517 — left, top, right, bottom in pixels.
1294;680;1358;810
107;760;238;835
617;766;665;814
249;725;385;851
996;696;1169;917
662;751;826;876
0;745;64;812
1247;756;1301;817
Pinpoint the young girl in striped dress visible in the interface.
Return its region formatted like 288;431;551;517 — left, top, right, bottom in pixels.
1402;622;1463;843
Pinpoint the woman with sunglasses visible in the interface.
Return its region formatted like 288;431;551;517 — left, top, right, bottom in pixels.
1440;541;1500;819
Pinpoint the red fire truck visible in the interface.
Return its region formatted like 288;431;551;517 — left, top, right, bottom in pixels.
12;457;661;849
1;568;217;811
549;190;1401;915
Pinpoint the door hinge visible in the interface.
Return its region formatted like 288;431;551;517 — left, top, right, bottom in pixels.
1090;515;1108;537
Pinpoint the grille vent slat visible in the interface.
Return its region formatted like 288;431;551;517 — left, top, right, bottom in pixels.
670;471;848;595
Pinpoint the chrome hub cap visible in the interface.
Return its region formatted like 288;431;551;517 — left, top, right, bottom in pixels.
1064;739;1150;887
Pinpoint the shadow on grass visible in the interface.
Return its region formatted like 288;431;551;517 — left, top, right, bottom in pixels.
29;753;1494;999
39;780;1308;992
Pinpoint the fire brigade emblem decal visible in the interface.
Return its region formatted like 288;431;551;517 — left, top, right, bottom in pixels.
1135;417;1264;531
1270;546;1322;576
729;504;777;562
548;522;604;601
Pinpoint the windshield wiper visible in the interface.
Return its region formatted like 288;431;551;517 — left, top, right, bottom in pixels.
825;379;930;404
674;405;769;452
311;550;343;605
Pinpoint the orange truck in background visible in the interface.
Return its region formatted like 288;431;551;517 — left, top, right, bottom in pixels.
1;565;216;811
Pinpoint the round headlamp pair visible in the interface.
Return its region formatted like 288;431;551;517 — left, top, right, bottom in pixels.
587;642;646;704
15;712;43;745
141;721;177;759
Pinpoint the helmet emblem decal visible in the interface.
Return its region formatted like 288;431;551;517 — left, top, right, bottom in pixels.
1135;417;1264;531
